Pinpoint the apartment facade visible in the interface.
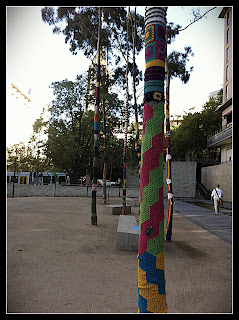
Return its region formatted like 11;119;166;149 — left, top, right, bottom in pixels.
207;7;232;163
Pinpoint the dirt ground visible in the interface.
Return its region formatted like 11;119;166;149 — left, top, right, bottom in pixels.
7;197;232;313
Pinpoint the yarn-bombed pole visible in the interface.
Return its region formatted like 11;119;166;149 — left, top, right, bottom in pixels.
165;59;174;241
137;7;168;313
132;7;141;214
122;7;130;215
102;92;107;205
91;7;101;225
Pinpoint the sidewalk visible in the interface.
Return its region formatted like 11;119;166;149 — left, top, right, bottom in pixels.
7;197;232;313
165;198;232;244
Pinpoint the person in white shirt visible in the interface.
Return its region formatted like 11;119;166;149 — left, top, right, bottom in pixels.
211;184;223;215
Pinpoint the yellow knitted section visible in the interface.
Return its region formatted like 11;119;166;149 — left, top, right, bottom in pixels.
146;59;165;69
138;267;168;313
156;251;165;271
147;295;168;313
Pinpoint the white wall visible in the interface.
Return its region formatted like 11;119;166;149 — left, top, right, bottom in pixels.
201;162;232;201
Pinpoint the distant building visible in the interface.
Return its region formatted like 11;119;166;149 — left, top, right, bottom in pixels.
207;7;232;163
113;113;184;142
209;89;220;99
169;114;184;127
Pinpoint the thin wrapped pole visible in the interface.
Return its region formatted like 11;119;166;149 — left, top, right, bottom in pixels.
91;7;101;225
132;7;141;214
122;7;130;215
165;60;174;241
137;6;168;313
102;92;107;204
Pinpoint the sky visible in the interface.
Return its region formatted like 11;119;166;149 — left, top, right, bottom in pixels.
6;6;224;148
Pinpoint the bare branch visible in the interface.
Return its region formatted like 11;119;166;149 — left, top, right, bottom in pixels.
179;7;217;32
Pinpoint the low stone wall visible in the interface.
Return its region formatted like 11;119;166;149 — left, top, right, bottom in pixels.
7;161;197;199
127;161;197;198
201;162;232;202
7;184;138;198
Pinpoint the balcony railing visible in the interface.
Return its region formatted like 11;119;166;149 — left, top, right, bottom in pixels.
207;123;232;148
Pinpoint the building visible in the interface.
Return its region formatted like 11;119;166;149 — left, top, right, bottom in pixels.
169;114;184;127
209;89;220;99
207;7;232;163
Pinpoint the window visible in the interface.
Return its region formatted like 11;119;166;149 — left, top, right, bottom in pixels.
19;176;27;184
227;111;232;124
226;85;229;100
227;29;229;43
43;176;51;184
11;176;18;183
226;66;229;81
226;47;229;62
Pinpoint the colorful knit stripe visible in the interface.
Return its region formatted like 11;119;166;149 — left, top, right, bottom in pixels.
138;6;167;313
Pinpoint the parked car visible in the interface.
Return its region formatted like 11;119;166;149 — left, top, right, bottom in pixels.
97;179;111;187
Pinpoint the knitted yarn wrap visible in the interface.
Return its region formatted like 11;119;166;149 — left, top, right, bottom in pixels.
138;7;168;313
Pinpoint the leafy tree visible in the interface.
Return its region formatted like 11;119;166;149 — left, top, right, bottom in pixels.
45;75;95;183
41;7;144;62
7;141;50;173
167;46;194;84
41;6;195;172
170;89;222;164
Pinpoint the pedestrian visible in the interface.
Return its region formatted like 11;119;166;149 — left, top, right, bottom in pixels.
211;184;223;215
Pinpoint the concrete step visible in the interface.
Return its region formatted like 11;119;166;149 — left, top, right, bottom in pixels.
116;215;139;250
126;198;140;207
103;204;131;215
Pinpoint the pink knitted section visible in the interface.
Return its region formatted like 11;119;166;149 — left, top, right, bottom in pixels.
140;127;164;202
142;102;154;135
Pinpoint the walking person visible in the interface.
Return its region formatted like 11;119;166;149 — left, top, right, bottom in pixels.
211;184;223;215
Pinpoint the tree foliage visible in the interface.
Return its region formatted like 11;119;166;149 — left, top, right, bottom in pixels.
46;75;93;183
167;46;194;83
170;89;222;164
41;6;194;94
41;7;144;61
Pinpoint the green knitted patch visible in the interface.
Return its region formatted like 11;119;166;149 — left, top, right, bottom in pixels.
140;201;151;225
146;220;165;256
148;153;164;189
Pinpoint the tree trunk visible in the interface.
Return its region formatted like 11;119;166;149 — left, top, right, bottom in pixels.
137;7;168;313
91;7;101;225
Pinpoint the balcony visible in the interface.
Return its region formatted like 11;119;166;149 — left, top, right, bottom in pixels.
207;123;232;148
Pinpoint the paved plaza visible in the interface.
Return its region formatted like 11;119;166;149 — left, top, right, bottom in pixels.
7;197;232;313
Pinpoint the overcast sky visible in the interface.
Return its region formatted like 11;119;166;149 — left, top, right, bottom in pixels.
6;6;224;147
